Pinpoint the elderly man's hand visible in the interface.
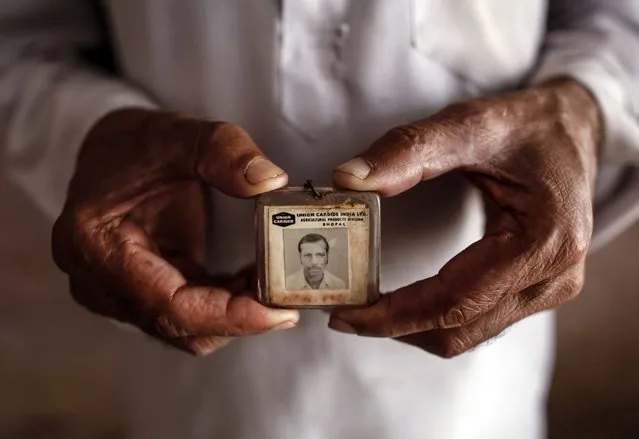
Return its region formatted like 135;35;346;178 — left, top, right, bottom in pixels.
51;109;299;355
329;79;601;358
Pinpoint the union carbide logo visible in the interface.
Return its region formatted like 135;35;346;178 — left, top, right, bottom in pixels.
272;212;296;227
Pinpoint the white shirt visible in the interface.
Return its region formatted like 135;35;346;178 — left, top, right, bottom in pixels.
3;1;639;438
287;269;347;290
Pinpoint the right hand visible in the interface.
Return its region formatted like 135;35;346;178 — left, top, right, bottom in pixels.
52;109;299;355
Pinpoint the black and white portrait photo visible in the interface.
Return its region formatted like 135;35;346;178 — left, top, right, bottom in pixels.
283;229;349;291
259;201;375;307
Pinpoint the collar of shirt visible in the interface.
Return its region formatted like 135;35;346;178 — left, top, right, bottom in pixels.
289;269;337;290
301;270;329;290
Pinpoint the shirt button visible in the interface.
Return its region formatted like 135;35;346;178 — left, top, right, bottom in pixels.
331;23;350;78
336;22;350;40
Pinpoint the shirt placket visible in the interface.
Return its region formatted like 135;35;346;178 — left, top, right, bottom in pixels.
277;0;351;140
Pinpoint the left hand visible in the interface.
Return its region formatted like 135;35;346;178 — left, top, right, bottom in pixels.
329;79;601;358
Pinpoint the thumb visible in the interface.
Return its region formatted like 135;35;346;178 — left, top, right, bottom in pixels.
81;109;288;201
189;122;288;198
333;112;488;197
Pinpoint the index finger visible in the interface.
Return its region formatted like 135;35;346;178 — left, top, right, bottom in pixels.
95;219;299;337
75;111;288;209
329;231;543;337
332;101;509;197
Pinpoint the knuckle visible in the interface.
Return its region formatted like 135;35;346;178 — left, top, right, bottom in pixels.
193;121;257;178
211;121;247;138
437;309;464;329
172;286;228;324
369;125;427;164
155;314;187;339
183;337;230;357
539;197;593;268
207;122;251;153
119;240;142;273
374;324;398;338
386;124;423;145
536;223;589;274
436;299;483;329
439;100;487;126
560;270;586;303
182;341;212;357
555;228;589;268
436;333;471;359
73;212;100;251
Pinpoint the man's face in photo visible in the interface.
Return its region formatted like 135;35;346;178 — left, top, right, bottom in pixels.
300;241;328;280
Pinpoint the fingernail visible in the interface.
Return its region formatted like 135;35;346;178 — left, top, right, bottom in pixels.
335;158;371;180
271;321;297;331
267;310;299;329
245;157;285;184
328;318;357;334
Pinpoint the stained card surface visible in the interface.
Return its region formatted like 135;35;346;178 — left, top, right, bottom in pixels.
256;188;380;308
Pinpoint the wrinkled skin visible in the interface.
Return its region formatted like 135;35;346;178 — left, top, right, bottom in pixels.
329;79;601;358
52;110;299;356
52;78;600;359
